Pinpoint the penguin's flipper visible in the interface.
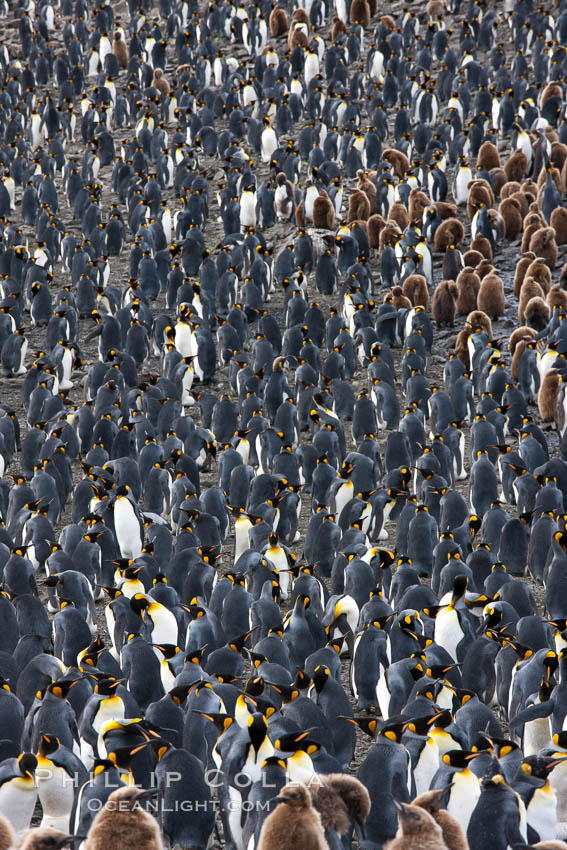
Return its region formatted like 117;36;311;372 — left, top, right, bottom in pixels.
508;699;554;730
84;326;103;342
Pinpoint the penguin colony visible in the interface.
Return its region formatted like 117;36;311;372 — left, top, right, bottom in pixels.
6;0;567;849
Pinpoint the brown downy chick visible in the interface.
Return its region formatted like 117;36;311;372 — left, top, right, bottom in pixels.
385;801;448;850
412;790;468;850
258;783;329;850
151;68;170;98
20;829;81;850
309;773;371;843
112;32;129;69
0;814;14;850
84;786;162;850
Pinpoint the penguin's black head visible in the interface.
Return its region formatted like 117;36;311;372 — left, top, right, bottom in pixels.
95;678;122;696
451;574;468;602
312;665;330;692
248;713;268;752
18;752;38;778
38;734;60;756
130;594;149;616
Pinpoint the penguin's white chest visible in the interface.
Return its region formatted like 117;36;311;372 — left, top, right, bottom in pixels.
114;498;142;559
261;128;278;163
434;608;462;661
0;780;38;838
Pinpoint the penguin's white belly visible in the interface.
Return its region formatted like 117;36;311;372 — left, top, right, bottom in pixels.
550;768;567;824
266;548;290;599
114;500;142;559
37;765;75;820
174;324;193;357
527;786;557;842
447;775;480;831
413;739;439;795
434;609;462;661
0;781;38;837
523;716;551;756
148;607;178;645
376;668;391;719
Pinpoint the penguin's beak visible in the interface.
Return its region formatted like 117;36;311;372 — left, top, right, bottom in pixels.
136;788;161;802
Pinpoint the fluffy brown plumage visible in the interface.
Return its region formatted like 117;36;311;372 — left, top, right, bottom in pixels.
349;0;370;26
269;5;288;36
489;167;507;198
477;272;505;319
466;181;494;220
498;196;523;239
551;207;567;244
529;226;558;268
433;218;465;251
385;801;447;850
470;233;493;261
519;277;546;323
19;828;76;850
348;189;371;222
509;190;530;217
500;181;522;199
434;201;458;220
0;814;14;850
367;214;385;250
84;786;162;850
331;15;348;40
548;286;567;312
466;310;493;337
151;68;169;97
426;0;446;17
512;338;531;382
455;268;480;314
409;189;431;224
388;201;409;231
389;286;413;310
287;21;309;49
504;149;529;182
462;249;483;269
112;31;129;69
382;148;410;179
551;141;567;174
514;253;536;297
476;141;500;172
290;8;310;24
521;215;546;253
258;784;329;850
539;369;561;422
379;222;402;252
402;274;429;309
455;326;472;366
308;774;370;841
412;790;468;850
509;325;537;355
357;170;376;204
476;259;494;279
525;295;551;331
312;190;335;229
525;257;552;293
